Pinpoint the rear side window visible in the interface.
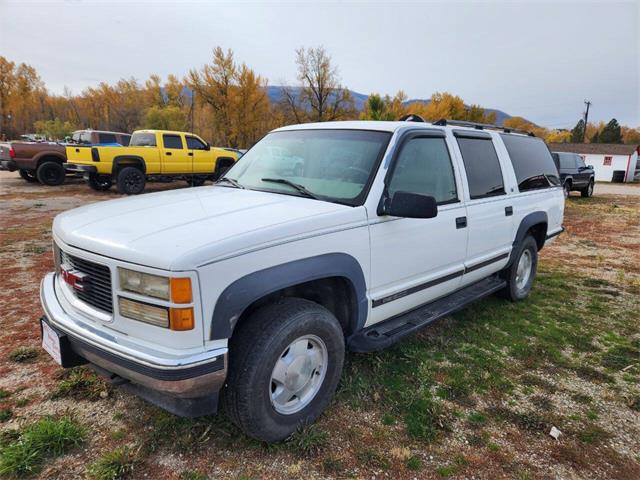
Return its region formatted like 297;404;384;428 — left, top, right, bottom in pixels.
500;134;560;191
120;135;131;146
79;132;93;145
98;133;117;144
456;136;505;199
186;136;207;150
388;137;458;205
557;153;574;169
163;134;183;149
130;133;157;147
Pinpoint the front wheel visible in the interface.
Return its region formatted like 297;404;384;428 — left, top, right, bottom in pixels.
563;182;571;198
116;167;146;195
500;235;538;301
223;298;345;442
581;179;594;198
19;169;38;182
36;161;65;186
186;177;206;187
87;173;113;191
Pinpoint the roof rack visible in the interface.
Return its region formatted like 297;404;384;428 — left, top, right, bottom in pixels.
433;118;535;137
399;114;426;123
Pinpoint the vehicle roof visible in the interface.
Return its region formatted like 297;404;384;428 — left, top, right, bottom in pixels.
273;120;532;137
72;129;130;135
133;129;200;136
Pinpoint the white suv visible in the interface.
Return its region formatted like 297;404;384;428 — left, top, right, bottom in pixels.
40;119;564;442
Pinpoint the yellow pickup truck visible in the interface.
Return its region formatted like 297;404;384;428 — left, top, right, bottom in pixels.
65;130;238;194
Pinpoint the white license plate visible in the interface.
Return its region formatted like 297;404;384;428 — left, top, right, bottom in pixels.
42;321;62;365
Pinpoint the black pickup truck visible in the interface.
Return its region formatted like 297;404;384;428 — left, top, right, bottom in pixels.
552;152;595;198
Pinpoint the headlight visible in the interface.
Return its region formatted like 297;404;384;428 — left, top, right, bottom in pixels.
119;297;194;330
118;268;192;303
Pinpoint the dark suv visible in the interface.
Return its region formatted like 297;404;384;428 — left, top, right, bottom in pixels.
552;152;595;198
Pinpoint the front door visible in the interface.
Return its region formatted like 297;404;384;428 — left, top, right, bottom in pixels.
368;134;468;326
186;135;215;174
161;133;192;174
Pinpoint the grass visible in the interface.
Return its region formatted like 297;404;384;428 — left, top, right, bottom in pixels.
7;347;39;363
0;409;13;422
0;416;85;478
0;389;10;400
287;424;329;455
86;447;137;480
50;367;106;401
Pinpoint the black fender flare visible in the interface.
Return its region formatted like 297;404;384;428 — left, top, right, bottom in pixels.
112;156;146;175
563;176;573;187
209;253;367;340
508;211;548;266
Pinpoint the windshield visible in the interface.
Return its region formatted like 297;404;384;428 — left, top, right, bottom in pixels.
224;129;391;205
130;132;157;147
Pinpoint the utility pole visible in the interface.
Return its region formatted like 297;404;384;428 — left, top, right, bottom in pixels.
582;100;591;142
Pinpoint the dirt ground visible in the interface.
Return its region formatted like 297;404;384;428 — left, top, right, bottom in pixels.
0;170;638;480
593;182;640;196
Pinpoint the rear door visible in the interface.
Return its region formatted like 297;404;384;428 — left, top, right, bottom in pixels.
161;133;191;174
453;130;513;285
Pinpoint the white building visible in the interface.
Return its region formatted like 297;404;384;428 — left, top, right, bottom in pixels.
549;143;639;182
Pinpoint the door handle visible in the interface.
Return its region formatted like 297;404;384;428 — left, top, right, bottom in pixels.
166;152;172;156
456;216;467;229
188;152;193;156
505;206;513;216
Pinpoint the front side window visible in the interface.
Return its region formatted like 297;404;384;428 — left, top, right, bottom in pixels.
163;134;183;150
186;136;207;150
120;134;131;146
456;136;505;199
388;137;457;204
130;132;157;147
225;129;392;206
500;134;560;191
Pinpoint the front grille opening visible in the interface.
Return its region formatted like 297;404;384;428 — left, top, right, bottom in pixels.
60;250;113;314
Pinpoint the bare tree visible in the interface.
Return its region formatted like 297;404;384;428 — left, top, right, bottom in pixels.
281;46;355;123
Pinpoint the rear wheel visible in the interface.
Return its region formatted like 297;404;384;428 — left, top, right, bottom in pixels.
87;173;113;191
19;169;38;182
500;235;538;301
116;167;146;195
581;179;594;198
36;161;65;186
223;298;345;442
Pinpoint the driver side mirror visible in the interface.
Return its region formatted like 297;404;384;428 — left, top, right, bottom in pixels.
587;165;594;170
204;143;211;151
382;191;438;219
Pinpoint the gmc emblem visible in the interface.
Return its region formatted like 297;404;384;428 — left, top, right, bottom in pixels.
60;263;90;292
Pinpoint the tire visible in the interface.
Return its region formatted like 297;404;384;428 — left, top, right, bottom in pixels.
581;179;594;198
19;169;38;182
36;161;65;186
563;182;571;198
87;173;113;191
223;298;345;442
500;235;538;301
116;167;146;195
186;177;206;187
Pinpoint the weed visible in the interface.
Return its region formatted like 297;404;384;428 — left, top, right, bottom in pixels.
51;367;106;401
467;431;490;447
287;424;328;455
530;394;553;411
381;413;395;425
355;447;390;470
629;396;640;412
180;472;208;480
601;344;639;371
405;455;422;470
0;409;13;422
321;456;344;474
467;411;487;428
0;389;10;400
577;425;611;444
0;416;85;478
87;447;137;480
8;347;39;363
405;395;447;441
571;392;593;404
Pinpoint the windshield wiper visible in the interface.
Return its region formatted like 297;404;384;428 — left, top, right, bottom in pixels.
216;177;245;189
261;178;319;199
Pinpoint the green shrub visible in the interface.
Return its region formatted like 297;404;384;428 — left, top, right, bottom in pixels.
87;447;136;480
8;347;39;363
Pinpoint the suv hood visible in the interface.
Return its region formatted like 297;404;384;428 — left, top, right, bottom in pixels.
53;186;365;270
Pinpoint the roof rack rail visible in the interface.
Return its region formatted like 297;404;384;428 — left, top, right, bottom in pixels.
399;114;426;123
433;118;535;137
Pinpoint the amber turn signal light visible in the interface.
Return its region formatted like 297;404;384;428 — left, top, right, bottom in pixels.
170;307;194;331
170;278;192;304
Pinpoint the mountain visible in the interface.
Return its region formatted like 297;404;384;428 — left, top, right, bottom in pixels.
267;86;515;125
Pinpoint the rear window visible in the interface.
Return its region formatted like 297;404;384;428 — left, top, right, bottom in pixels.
130;133;157;147
554;152;574;169
456;135;505;199
500;134;560;191
98;133;117;144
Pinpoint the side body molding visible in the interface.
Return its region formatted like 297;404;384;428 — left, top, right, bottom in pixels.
508;211;548;265
210;253;368;340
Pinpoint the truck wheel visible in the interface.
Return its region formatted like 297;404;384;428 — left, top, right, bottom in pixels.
563;182;571;198
500;235;538;301
87;173;113;191
19;169;38;182
223;298;345;442
581;179;594;198
36;161;65;186
186;177;206;187
116;167;146;195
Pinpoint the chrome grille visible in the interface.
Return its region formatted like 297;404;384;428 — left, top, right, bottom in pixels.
60;250;113;313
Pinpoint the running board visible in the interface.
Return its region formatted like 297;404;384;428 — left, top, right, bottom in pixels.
348;276;506;352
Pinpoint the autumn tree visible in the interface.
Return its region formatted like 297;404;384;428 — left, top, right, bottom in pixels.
597;118;622;143
621;126;640;144
34;118;76;140
570;119;585;142
281;46;356;123
361;91;408;121
407;92;495;124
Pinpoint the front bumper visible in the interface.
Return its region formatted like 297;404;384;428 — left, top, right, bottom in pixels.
0;159;17;171
40;272;227;416
63;163;98;175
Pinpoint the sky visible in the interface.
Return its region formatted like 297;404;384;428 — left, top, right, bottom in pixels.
0;0;638;128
